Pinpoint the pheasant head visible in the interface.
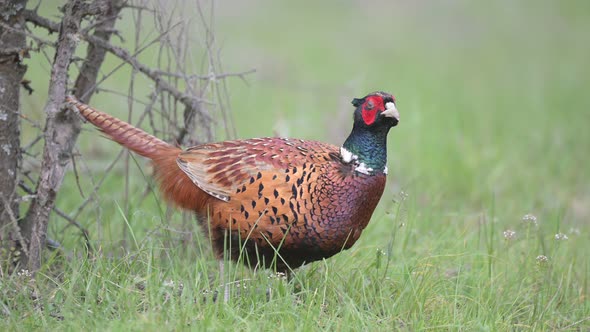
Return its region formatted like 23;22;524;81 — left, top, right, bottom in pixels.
341;91;399;175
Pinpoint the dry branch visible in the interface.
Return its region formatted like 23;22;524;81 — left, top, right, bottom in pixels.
84;33;211;105
18;182;92;252
73;0;124;101
12;0;253;269
23;4;255;135
23;9;59;33
20;0;108;272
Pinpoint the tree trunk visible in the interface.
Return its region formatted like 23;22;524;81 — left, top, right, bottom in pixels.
0;0;27;254
20;0;121;272
20;0;86;272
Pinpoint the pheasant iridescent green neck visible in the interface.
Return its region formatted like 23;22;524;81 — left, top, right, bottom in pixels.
341;123;390;175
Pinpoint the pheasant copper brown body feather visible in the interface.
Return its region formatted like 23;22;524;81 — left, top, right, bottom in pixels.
67;92;399;272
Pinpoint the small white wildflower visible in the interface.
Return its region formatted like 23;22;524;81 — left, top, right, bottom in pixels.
17;269;32;278
503;229;516;240
268;272;287;281
400;191;409;201
554;233;569;241
235;281;248;289
522;214;538;227
568;227;580;236
536;255;549;264
163;279;175;287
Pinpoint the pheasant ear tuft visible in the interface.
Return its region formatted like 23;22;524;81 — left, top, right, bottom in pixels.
351;98;364;107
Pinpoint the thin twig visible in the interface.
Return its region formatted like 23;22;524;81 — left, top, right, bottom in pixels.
121;3;155;13
71;96;160;221
0;47;29;57
18;182;93;253
70;154;85;199
91;87;152;105
0;196;29;257
22;9;59;33
71;148;126;220
0;21;55;47
18;113;43;131
21;135;43;152
84;33;212;106
152;68;256;81
143;84;162;140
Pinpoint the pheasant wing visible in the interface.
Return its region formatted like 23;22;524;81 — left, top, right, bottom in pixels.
176;137;338;202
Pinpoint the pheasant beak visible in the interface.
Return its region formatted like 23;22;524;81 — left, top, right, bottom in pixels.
382;102;400;121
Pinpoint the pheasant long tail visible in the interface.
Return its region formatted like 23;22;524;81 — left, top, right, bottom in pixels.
66;96;205;211
66;96;177;159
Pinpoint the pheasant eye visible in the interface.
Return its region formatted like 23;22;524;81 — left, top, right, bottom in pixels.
365;100;375;110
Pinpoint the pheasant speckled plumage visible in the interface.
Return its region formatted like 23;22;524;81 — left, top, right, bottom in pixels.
67;92;399;271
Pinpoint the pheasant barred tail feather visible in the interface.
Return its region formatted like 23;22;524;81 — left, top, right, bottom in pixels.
66;96;205;211
66;96;176;159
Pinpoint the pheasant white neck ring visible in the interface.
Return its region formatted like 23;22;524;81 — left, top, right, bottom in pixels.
340;146;387;175
340;146;358;163
355;162;374;175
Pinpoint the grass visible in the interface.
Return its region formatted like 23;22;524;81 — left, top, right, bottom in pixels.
2;0;589;330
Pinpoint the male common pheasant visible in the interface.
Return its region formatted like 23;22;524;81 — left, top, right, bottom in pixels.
67;92;399;272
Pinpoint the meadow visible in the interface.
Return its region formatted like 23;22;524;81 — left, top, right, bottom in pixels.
2;0;589;330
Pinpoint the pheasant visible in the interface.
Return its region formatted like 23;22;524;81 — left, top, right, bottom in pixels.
66;92;399;272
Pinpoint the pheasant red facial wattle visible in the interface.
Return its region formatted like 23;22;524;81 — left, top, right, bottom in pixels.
360;95;384;125
67;91;399;272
